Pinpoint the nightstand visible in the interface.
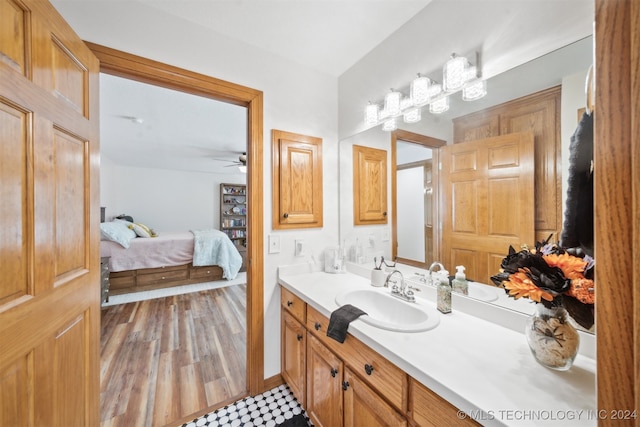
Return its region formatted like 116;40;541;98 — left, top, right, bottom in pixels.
100;257;110;304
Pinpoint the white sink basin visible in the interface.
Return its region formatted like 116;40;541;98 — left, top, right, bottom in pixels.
467;281;499;302
406;276;499;303
335;288;440;333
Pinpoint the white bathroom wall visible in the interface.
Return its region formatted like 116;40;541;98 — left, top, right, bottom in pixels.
52;0;339;379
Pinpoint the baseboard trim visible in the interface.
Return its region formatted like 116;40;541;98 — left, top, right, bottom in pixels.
262;373;285;393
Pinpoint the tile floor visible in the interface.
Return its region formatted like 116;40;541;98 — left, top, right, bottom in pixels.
179;384;311;427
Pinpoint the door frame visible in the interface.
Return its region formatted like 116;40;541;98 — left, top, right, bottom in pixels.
86;43;265;395
391;130;446;268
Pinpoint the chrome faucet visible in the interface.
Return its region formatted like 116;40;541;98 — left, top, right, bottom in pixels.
385;270;415;302
428;262;446;285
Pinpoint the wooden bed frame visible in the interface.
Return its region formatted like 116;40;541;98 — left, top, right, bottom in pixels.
108;263;225;296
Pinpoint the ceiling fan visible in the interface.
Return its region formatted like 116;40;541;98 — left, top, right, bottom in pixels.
213;152;247;167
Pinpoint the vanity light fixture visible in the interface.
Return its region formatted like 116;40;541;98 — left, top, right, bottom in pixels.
429;96;450;114
384;89;402;117
462;79;487;101
364;52;486;129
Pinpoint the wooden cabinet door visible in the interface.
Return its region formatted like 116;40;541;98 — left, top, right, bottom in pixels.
409;378;479;427
440;132;535;284
281;311;306;406
272;129;323;229
353;144;388;224
343;368;407;427
0;0;100;425
306;334;343;427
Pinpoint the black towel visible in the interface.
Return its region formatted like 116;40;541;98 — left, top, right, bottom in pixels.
326;304;367;343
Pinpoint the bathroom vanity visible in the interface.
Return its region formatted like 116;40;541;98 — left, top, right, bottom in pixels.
278;263;596;427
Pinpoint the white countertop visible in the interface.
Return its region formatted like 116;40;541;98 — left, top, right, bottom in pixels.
277;263;596;427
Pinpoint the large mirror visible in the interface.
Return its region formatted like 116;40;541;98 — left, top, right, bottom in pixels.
338;35;594;324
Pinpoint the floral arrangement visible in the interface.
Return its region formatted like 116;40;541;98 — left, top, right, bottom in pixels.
490;235;595;329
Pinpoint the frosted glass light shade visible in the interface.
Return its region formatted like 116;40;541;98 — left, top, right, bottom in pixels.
443;54;469;92
462;80;487;101
365;102;379;126
429;96;449;114
403;108;421;123
384;90;402;117
382;118;397;131
411;74;431;106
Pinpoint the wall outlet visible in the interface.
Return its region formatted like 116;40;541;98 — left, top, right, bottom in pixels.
368;234;375;248
268;234;281;254
382;228;390;241
295;239;305;257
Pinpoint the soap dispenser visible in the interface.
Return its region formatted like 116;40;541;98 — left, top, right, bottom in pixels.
436;270;451;314
452;265;469;296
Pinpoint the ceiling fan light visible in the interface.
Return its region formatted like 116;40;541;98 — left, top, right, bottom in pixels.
462;80;487;101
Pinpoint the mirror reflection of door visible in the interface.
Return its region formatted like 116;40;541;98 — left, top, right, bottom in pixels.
392;131;445;268
397;146;432;265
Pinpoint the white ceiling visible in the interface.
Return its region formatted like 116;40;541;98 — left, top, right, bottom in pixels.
136;0;433;77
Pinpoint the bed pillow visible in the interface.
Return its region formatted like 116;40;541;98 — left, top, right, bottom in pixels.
100;221;137;248
129;222;157;238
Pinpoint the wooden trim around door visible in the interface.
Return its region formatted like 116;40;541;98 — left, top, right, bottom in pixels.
391;130;446;266
86;43;265;396
594;0;638;416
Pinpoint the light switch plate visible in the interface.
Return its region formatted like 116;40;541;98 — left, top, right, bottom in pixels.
295;239;305;257
268;234;281;254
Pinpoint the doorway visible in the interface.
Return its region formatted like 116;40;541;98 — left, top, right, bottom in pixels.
391;130;445;268
88;42;265;423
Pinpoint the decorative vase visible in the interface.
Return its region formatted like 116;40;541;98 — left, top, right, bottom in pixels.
524;304;580;371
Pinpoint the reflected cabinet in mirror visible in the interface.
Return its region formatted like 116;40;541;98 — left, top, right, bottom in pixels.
338;36;594;330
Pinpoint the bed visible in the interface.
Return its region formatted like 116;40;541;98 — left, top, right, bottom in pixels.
100;223;244;296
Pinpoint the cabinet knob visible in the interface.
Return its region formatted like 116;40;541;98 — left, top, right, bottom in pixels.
283;213;289;218
314;322;321;331
297;334;303;342
287;300;293;307
342;381;350;391
364;364;374;375
330;368;338;378
383;211;387;216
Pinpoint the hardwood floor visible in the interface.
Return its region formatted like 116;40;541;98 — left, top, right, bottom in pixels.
99;284;247;427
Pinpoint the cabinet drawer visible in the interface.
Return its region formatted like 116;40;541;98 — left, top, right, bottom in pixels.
409;378;480;426
281;287;306;323
190;265;223;280
306;306;408;412
109;271;135;289
137;268;189;286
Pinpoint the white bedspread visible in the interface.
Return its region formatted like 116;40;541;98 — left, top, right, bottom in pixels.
191;229;243;279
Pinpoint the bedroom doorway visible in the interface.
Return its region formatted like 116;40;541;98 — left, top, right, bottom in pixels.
90;43;264;425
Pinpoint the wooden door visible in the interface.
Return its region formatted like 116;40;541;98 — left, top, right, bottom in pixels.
343;368;406;427
272;129;323;229
440;132;535;284
0;1;100;425
353;145;387;225
281;311;306;406
306;334;343;427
